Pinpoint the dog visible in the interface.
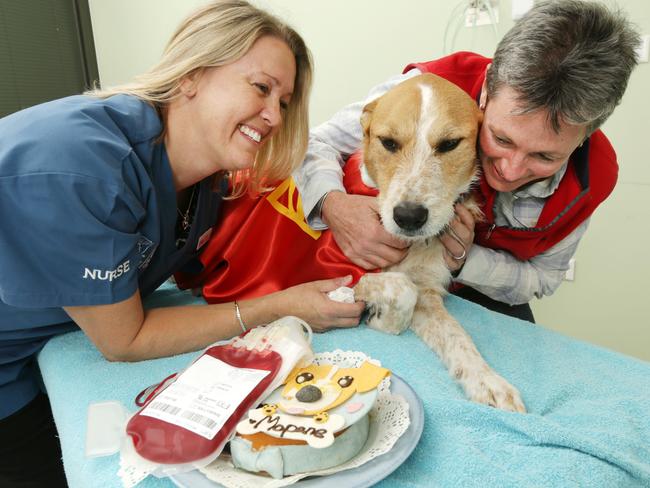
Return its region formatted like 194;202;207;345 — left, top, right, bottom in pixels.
352;73;526;413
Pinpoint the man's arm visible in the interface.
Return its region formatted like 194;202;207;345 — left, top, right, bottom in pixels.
453;219;590;305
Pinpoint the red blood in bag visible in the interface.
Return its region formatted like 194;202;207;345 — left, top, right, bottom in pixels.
126;344;282;464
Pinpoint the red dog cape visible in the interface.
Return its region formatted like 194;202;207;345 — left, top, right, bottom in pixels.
175;153;375;303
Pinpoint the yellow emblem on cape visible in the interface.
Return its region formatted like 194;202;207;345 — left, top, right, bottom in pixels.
266;178;322;240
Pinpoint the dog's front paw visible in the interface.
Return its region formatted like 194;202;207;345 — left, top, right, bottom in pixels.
462;370;526;413
365;302;411;335
354;272;418;335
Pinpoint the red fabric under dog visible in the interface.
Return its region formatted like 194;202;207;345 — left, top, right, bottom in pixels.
175;153;376;303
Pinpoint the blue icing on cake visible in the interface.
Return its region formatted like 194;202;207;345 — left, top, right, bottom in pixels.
230;360;390;479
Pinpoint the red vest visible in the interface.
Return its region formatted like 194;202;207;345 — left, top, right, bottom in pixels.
406;53;618;260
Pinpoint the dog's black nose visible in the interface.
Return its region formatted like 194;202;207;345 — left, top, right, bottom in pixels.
393;203;428;231
296;385;322;403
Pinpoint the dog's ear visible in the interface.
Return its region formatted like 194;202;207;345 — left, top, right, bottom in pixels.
360;99;378;137
353;361;390;393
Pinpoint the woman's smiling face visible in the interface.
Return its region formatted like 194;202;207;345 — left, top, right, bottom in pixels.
479;85;586;193
178;35;296;174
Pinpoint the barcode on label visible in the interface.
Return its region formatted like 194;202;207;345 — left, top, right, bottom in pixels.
147;402;218;430
181;410;218;430
148;401;181;416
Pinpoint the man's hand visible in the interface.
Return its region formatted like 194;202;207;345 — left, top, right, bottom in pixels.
321;191;409;270
440;203;476;274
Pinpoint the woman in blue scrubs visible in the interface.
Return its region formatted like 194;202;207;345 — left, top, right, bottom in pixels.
0;2;364;486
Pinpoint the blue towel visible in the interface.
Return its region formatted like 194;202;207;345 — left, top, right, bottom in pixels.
38;282;650;487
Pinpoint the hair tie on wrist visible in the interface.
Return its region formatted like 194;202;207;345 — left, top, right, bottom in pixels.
234;301;247;332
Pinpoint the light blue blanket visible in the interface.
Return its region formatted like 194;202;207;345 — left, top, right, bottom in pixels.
38;282;650;487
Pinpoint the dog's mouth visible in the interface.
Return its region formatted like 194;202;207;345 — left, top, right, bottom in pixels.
392;227;429;240
388;223;443;242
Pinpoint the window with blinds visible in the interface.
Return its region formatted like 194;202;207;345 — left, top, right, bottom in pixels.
0;0;98;117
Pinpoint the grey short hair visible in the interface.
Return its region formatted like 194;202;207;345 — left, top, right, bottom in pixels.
486;0;640;135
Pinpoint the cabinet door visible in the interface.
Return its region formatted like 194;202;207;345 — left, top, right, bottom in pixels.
0;0;98;117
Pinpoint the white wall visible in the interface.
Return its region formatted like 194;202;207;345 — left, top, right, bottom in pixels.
88;0;650;361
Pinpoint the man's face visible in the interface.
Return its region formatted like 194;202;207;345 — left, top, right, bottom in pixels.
478;85;587;193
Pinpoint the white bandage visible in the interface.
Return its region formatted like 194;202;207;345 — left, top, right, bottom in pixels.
327;286;355;303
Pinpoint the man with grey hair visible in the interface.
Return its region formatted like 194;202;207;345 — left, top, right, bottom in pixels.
294;0;640;322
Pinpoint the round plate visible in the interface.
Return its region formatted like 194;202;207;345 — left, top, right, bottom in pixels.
171;374;424;488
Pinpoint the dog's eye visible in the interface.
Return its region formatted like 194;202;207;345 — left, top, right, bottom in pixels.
379;136;400;153
296;372;314;384
337;376;354;388
436;138;462;153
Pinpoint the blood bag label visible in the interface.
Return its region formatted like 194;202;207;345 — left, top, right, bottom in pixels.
140;355;270;439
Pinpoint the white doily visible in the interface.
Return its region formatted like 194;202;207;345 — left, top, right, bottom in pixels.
198;350;411;488
118;431;160;488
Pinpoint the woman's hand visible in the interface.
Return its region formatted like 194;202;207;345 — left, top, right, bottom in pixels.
274;275;366;332
440;203;476;274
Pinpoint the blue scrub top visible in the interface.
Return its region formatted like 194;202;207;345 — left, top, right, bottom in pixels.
0;94;222;417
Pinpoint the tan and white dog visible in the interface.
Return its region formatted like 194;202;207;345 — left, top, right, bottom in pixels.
353;73;526;413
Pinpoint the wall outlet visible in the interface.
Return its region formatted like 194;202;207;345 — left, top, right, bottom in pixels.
636;34;649;63
465;0;499;27
564;258;576;281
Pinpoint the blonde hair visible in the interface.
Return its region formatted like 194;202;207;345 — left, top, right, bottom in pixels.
88;0;312;196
